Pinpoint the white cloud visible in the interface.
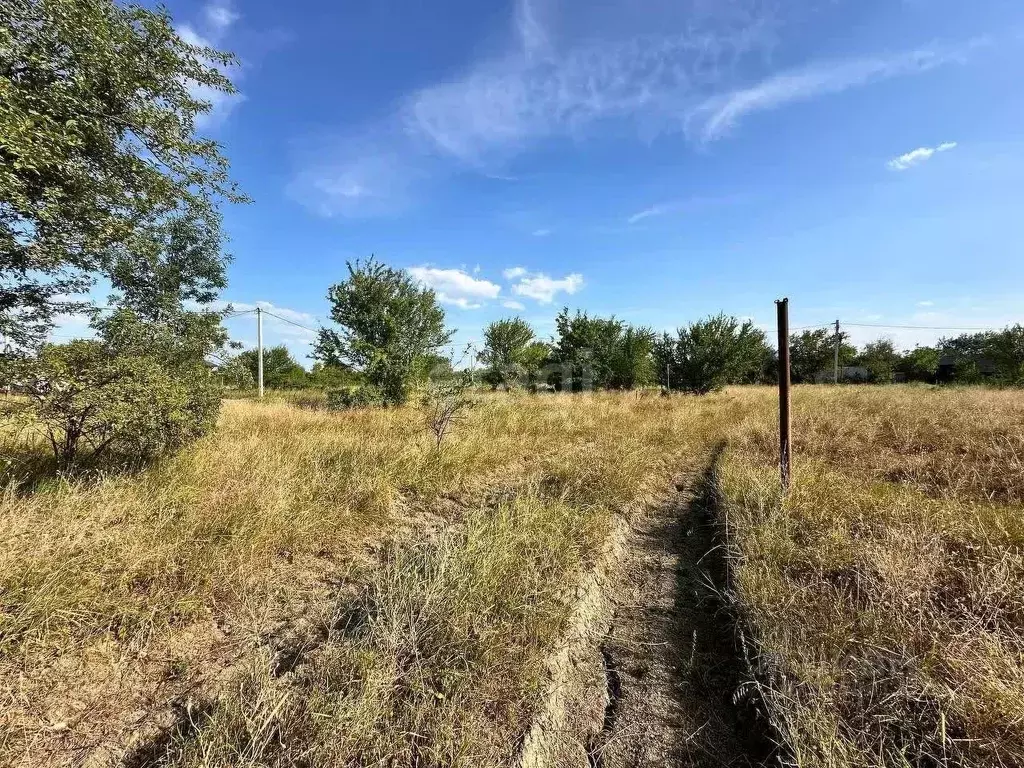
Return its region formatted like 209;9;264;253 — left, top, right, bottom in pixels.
204;0;239;35
503;266;528;279
690;47;977;143
628;203;674;224
502;300;526;310
888;141;958;171
291;0;984;216
532;228;552;237
510;270;584;304
917;300;935;307
408;267;501;310
177;1;244;129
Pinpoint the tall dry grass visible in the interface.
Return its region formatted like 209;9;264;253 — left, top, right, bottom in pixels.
1;391;746;765
719;386;1024;767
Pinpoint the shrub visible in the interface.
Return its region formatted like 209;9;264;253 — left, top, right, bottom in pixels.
15;340;219;468
327;385;384;410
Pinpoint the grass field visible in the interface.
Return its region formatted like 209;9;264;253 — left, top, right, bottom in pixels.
2;386;1023;766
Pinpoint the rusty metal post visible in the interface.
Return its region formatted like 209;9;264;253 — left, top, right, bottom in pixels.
776;298;792;491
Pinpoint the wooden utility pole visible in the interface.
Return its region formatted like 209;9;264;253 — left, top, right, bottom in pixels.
776;299;792;491
833;319;841;384
256;306;264;398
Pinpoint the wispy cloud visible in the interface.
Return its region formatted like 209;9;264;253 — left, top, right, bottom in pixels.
888;141;958;171
502;299;526;310
690;46;978;143
177;0;245;129
532;228;552;237
408;267;501;310
291;0;985;216
508;269;584;304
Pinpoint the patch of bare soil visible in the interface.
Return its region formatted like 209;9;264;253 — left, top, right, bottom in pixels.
589;473;775;768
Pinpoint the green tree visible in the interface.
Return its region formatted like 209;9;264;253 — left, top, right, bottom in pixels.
789;328;856;383
898;346;940;383
238;345;307;389
1;0;244;348
675;314;771;394
549;309;624;391
609;325;656;389
315;259;453;405
479;317;538;389
858;338;900;383
985;325;1024;385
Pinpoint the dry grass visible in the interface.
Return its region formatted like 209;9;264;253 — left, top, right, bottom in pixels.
0;391;740;765
718;386;1024;767
4;385;1024;767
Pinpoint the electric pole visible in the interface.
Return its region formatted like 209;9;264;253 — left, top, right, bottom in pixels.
256;306;264;398
776;298;792;491
833;319;841;384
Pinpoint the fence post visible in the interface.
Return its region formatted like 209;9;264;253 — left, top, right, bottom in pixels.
776;298;792;491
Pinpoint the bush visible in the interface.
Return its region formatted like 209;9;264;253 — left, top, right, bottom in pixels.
326;385;384;410
15;340;219;468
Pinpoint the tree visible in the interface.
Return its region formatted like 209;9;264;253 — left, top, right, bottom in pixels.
609;325;656;389
238;345;307;389
898;346;940;383
858;338;900;383
790;328;856;383
675;314;771;394
315;259;453;405
985;325;1024;385
1;0;245;348
479;318;538;389
549;309;624;391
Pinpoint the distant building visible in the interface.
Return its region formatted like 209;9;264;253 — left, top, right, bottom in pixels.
936;356;998;382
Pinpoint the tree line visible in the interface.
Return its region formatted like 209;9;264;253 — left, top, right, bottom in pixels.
2;1;1022;472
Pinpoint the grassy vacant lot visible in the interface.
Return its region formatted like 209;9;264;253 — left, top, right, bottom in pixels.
2;386;1023;766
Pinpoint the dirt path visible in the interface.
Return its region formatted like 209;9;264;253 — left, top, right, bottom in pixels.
588;473;770;768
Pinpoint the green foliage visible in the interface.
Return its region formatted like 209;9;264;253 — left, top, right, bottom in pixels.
238;345;308;389
985;325;1024;385
858;339;901;383
326;385;384;411
1;0;245;347
215;356;255;389
789;328;856;383
316;258;453;405
11;313;220;468
672;314;772;394
609;325;656;389
898;346;940;383
308;362;361;389
479;318;546;389
548;309;653;391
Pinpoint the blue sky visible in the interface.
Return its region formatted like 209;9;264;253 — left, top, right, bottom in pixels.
90;0;1024;360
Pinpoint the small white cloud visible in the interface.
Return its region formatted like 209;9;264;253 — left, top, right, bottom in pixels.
628;203;673;225
503;266;528;279
204;0;239;36
408;266;501;310
888;141;957;171
917;300;935;307
510;270;584;304
502;300;526;310
532;228;552;237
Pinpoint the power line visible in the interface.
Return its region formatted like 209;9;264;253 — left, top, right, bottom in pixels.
260;309;319;334
841;322;997;331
